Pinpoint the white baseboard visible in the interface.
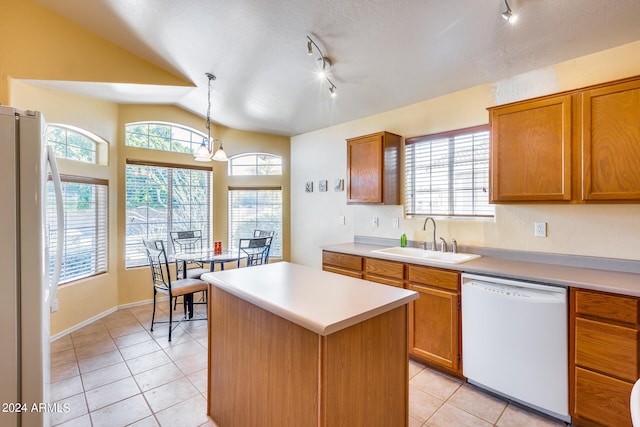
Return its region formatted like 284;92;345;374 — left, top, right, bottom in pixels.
50;297;168;341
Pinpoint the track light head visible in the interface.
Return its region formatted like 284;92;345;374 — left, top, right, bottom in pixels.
501;0;517;23
307;40;313;55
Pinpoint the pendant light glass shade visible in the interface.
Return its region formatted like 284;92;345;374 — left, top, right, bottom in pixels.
194;138;213;161
212;146;228;162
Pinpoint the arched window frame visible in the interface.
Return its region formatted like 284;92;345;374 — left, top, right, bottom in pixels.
47;124;106;164
228;152;283;176
125;121;207;155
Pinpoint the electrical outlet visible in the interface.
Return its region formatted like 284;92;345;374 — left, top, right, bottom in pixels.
372;217;379;227
534;222;547;237
392;217;399;229
338;215;345;225
51;298;58;312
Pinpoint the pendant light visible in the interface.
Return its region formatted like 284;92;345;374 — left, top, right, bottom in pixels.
194;72;228;162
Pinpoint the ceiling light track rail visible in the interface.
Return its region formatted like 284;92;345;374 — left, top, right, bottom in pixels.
307;35;337;97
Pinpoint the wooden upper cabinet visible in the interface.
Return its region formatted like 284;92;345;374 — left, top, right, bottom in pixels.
347;131;401;204
489;94;572;202
582;78;640;200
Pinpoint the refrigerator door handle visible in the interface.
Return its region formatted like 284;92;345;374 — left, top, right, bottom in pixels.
46;145;64;307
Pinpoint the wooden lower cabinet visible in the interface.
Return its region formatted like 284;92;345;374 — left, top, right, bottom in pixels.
322;251;363;278
364;258;404;288
571;288;640;427
407;265;461;376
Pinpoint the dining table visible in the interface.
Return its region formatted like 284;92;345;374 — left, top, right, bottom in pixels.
170;248;243;318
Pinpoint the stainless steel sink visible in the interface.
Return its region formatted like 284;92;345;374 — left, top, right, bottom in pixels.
370;246;481;264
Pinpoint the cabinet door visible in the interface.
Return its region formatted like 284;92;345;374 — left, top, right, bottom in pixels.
574;367;633;427
582;79;640;200
408;283;459;372
347;134;384;203
489;95;572;201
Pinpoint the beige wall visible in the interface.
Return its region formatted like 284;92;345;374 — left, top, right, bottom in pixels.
291;40;640;268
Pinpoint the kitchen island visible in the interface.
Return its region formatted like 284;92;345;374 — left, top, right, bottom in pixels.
201;262;418;427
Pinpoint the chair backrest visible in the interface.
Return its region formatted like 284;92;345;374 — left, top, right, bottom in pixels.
143;239;171;292
238;236;273;267
170;230;203;254
253;229;275;237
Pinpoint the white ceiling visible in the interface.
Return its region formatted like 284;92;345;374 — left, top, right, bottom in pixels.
32;0;640;137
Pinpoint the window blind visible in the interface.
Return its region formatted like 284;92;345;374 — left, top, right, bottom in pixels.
47;176;108;284
228;187;282;257
125;161;212;267
405;125;494;218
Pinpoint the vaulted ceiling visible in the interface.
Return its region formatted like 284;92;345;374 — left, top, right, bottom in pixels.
32;0;640;136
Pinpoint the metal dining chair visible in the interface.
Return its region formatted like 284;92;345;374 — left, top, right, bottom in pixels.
142;239;208;341
169;230;209;279
237;236;273;267
253;230;275;260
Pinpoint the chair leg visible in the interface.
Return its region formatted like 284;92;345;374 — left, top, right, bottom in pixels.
168;295;173;342
150;289;156;332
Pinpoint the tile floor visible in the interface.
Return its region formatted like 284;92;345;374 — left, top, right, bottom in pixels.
50;302;568;427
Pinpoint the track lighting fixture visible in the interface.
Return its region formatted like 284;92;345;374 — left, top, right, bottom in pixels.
501;0;517;23
194;72;227;162
306;35;338;98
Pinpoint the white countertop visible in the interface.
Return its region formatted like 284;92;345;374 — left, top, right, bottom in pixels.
322;242;640;297
201;262;419;336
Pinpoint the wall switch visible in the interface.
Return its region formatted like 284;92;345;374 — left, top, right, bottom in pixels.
338;215;345;225
51;298;58;312
534;222;547;237
392;217;399;229
372;217;379;227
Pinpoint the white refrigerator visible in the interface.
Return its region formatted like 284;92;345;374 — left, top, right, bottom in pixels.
0;106;63;427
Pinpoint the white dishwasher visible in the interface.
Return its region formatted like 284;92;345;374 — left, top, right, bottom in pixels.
461;273;569;422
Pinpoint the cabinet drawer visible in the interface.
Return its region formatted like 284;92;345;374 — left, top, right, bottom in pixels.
322;251;363;272
366;275;404;288
322;265;363;279
574;367;633;427
408;265;459;291
575;317;638;381
365;258;404;280
575;289;638;324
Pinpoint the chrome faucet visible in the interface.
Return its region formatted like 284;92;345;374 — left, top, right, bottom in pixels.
451;239;458;254
423;217;437;251
439;237;448;252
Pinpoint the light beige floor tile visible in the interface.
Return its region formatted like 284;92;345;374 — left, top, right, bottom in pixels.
51;335;74;354
114;329;154;349
155;394;210;427
85;376;141;411
198;419;218;427
409;386;444;423
497;404;567;427
174;351;207;376
81;361;132;391
188;368;208;394
89;394;152;427
71;329;112;349
102;312;139;330
119;338;162;360
129;415;161;427
54;413;92;427
51;360;80;383
134;362;185;392
126;349;173;375
426;403;493;427
410;367;462;401
51;349;77;368
163;338;204;361
409;359;425;379
77;349;123;374
50;392;88;426
74;339;117;361
70;321;107;338
109;322;148;338
409;416;425;427
51;375;84;402
447;383;507;424
143;377;200;413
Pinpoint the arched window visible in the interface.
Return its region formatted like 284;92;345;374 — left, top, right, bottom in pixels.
125;122;206;154
228;153;282;176
47;124;103;163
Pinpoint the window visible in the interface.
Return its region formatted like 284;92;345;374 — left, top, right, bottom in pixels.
47;124;100;163
229;153;282;176
228;187;282;257
125;161;212;267
125;122;206;155
47;177;108;284
405;125;494;218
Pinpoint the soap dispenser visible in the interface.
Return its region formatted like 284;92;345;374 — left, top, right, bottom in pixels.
400;232;407;247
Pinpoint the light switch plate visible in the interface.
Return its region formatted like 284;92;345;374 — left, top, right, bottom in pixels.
392;217;399;228
338;215;345;225
372;217;379;227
